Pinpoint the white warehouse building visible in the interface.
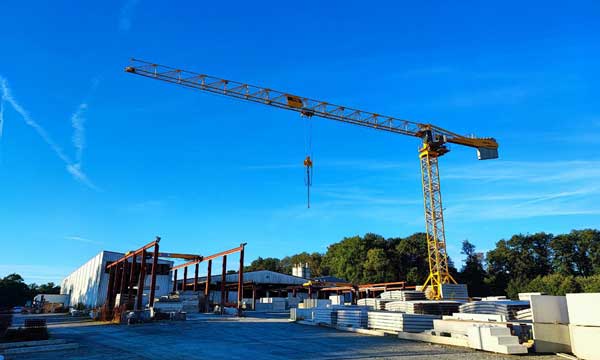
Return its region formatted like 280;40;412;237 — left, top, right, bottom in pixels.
61;250;173;308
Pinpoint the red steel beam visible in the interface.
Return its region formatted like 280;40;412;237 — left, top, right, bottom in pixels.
106;238;160;270
127;254;137;308
220;256;227;314
237;244;245;316
171;244;245;271
149;242;159;306
136;249;147;310
193;263;199;292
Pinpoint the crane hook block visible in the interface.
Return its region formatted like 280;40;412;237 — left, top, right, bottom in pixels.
304;156;313;167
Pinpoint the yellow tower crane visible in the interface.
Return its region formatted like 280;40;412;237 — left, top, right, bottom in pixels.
124;59;499;299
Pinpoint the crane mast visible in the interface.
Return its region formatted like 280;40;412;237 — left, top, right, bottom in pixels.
125;58;499;299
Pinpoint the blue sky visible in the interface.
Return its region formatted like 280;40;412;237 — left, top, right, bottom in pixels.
1;1;599;284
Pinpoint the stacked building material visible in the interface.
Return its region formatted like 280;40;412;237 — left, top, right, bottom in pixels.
433;318;508;338
467;326;528;354
313;308;337;326
528;295;570;354
256;297;286;311
337;308;368;328
290;308;314;321
440;284;469;300
385;300;461;315
329;295;344;305
300;299;331;309
518;292;544;301
567;293;600;360
368;311;439;333
380;290;426;301
357;298;391;310
515;308;532;321
459;300;529;320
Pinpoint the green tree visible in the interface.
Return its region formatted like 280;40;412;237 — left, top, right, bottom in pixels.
363;248;391;283
0;274;31;308
458;240;488;297
322;235;366;283
244;257;282;272
393;233;429;284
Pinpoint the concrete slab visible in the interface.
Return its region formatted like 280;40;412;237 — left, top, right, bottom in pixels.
530;295;569;324
532;323;571;354
569;324;600;360
566;293;600;326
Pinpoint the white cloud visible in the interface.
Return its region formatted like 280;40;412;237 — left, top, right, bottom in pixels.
119;0;140;31
71;102;87;164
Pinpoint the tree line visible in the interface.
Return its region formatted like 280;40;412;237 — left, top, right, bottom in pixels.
245;229;600;297
0;274;60;308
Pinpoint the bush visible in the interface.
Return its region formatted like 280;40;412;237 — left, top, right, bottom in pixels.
507;273;583;297
576;274;600;293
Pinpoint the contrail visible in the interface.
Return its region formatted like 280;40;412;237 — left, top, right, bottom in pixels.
0;76;98;190
71;102;88;164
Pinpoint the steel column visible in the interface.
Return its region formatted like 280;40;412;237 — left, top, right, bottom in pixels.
237;245;245;316
172;269;178;293
119;262;128;304
128;254;136;308
136;249;147;310
220;256;227;313
106;266;115;307
149;242;159;306
183;266;188;292
205;260;212;312
193;263;199;292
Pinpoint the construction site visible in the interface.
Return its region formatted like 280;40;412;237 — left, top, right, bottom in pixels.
1;56;597;360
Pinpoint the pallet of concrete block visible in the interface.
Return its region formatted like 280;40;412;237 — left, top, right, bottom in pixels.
459;300;529;320
290;307;314;321
440;284;468;300
380;290;426;301
567;293;600;360
385;300;461;315
368;311;439;333
336;307;368;328
256;297;286;311
467;326;527;355
302;298;332;309
433;315;508;338
357;298;390;310
329;295;344;305
313;308;337;326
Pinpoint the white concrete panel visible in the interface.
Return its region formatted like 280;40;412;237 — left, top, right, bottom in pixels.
569;324;600;360
532;323;571;354
566;293;600;326
530;295;569;324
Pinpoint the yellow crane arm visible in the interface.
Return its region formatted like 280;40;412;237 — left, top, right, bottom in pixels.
124;59;498;159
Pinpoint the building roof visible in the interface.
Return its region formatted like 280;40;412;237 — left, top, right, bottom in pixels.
184;270;308;286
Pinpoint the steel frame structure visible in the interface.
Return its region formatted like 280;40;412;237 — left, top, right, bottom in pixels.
124;59;499;299
104;238;247;318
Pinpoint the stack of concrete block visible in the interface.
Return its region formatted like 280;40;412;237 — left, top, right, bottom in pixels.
286;297;302;308
434;319;508;338
357;298;391;310
381;290;426;301
518;292;545;301
459;300;529;320
467;326;528;354
529;295;571;354
256;297;286;311
369;311;439;333
386;300;461;315
290;308;314;321
301;299;331;309
313;308;337;326
337;308;368;328
440;284;469;300
329;295;344;305
179;292;200;313
567;293;600;360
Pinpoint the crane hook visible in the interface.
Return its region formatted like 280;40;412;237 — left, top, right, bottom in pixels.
304;155;313;208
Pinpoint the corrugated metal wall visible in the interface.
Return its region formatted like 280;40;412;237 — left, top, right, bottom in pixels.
61;251;173;308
